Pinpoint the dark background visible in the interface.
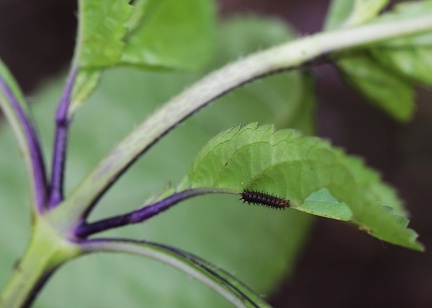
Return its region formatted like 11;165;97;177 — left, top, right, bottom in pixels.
1;0;431;307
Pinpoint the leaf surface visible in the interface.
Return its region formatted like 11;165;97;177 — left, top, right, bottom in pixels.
71;0;215;112
76;0;132;68
178;123;422;250
119;0;216;70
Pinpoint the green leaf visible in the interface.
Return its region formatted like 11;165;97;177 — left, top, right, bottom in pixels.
325;0;388;30
367;1;432;86
1;16;314;307
337;54;414;122
369;33;432;86
380;1;432;20
325;0;355;30
119;0;216;70
82;239;271;307
297;188;352;221
71;0;215;112
178;123;422;250
71;0;132;111
75;0;132;67
124;0;150;32
345;0;388;27
331;1;432;122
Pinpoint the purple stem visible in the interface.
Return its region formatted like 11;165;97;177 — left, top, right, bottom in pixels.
48;67;78;208
75;188;217;238
0;77;48;212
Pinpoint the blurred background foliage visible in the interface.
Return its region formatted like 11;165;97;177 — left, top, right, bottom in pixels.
0;0;432;307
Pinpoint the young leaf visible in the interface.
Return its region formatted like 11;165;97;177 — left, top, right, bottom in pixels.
81;239;271;308
119;0;216;70
178;123;422;250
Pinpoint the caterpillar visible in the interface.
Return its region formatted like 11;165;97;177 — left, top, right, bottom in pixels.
240;190;290;209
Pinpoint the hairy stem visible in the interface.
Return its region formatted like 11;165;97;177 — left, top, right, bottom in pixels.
50;15;432;230
49;67;78;208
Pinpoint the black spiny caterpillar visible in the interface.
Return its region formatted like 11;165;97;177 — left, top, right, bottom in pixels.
240;190;290;209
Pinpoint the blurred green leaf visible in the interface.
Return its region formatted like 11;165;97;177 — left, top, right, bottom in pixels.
1;16;315;307
0;126;31;294
125;0;150;32
367;1;432;86
345;0;388;27
119;0;216;70
380;1;432;19
337;54;414;122
325;0;355;30
325;0;388;30
370;33;432;86
179;123;422;250
329;1;432;122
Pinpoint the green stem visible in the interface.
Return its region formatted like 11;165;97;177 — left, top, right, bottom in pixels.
51;15;432;230
0;218;80;308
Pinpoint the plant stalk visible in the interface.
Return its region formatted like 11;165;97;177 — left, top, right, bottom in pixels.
49;67;78;208
0;74;48;213
75;188;224;238
0;218;80;307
